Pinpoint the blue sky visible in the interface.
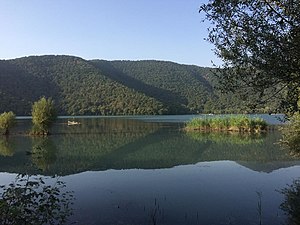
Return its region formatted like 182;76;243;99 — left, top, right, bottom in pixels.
0;0;221;67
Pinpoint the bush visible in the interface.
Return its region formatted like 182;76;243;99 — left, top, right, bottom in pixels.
0;174;74;224
30;97;56;135
281;112;300;154
0;111;16;135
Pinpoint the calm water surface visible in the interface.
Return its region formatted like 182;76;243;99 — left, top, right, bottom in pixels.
0;115;299;225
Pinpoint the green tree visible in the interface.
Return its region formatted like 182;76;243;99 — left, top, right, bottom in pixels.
200;0;300;114
0;112;15;135
31;97;56;135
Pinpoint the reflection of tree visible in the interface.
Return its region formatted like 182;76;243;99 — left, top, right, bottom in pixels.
280;179;300;225
0;138;14;157
31;137;57;171
0;174;74;225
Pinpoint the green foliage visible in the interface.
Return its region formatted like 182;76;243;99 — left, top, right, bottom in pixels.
31;97;56;135
0;174;74;225
200;0;300;114
0;112;15;135
281;112;300;154
96;60;214;114
186;115;268;132
280;179;300;225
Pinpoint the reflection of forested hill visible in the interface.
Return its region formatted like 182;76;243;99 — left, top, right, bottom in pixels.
237;161;300;173
0;55;281;115
0;123;297;175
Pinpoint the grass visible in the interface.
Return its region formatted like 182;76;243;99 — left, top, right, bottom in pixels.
185;115;268;133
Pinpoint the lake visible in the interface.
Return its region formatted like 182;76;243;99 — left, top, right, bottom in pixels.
0;114;299;225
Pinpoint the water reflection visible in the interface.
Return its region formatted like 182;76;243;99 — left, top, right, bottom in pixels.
0;117;298;225
31;137;57;171
64;161;300;225
0;118;296;175
0;137;14;157
0;171;298;225
186;131;290;164
0;174;74;225
186;132;266;145
52;117;162;135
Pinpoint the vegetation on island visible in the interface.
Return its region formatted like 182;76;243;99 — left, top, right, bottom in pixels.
0;98;56;136
185;115;268;133
30;97;56;136
0;112;15;135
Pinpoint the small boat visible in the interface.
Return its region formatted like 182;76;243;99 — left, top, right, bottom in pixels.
67;120;81;126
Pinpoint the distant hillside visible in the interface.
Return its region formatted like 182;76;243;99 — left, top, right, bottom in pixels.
0;55;281;115
0;56;167;115
90;60;214;114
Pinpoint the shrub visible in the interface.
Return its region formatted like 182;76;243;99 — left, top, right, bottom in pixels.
186;115;268;133
30;97;56;135
0;174;74;224
0;111;16;135
281;112;300;154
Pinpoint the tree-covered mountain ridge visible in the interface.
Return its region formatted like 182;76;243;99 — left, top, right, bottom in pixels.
0;55;280;116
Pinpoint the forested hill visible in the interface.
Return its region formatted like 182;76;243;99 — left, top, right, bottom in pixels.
0;55;280;116
90;60;214;114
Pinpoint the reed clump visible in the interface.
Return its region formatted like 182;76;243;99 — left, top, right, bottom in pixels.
185;115;268;133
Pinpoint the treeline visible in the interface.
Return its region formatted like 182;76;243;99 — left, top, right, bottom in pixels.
0;55;282;116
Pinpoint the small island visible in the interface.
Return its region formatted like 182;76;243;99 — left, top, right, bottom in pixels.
185;115;268;133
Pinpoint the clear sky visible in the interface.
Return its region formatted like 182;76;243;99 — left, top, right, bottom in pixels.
0;0;221;67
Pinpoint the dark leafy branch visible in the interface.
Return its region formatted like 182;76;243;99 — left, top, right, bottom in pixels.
0;174;74;225
200;0;300;114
